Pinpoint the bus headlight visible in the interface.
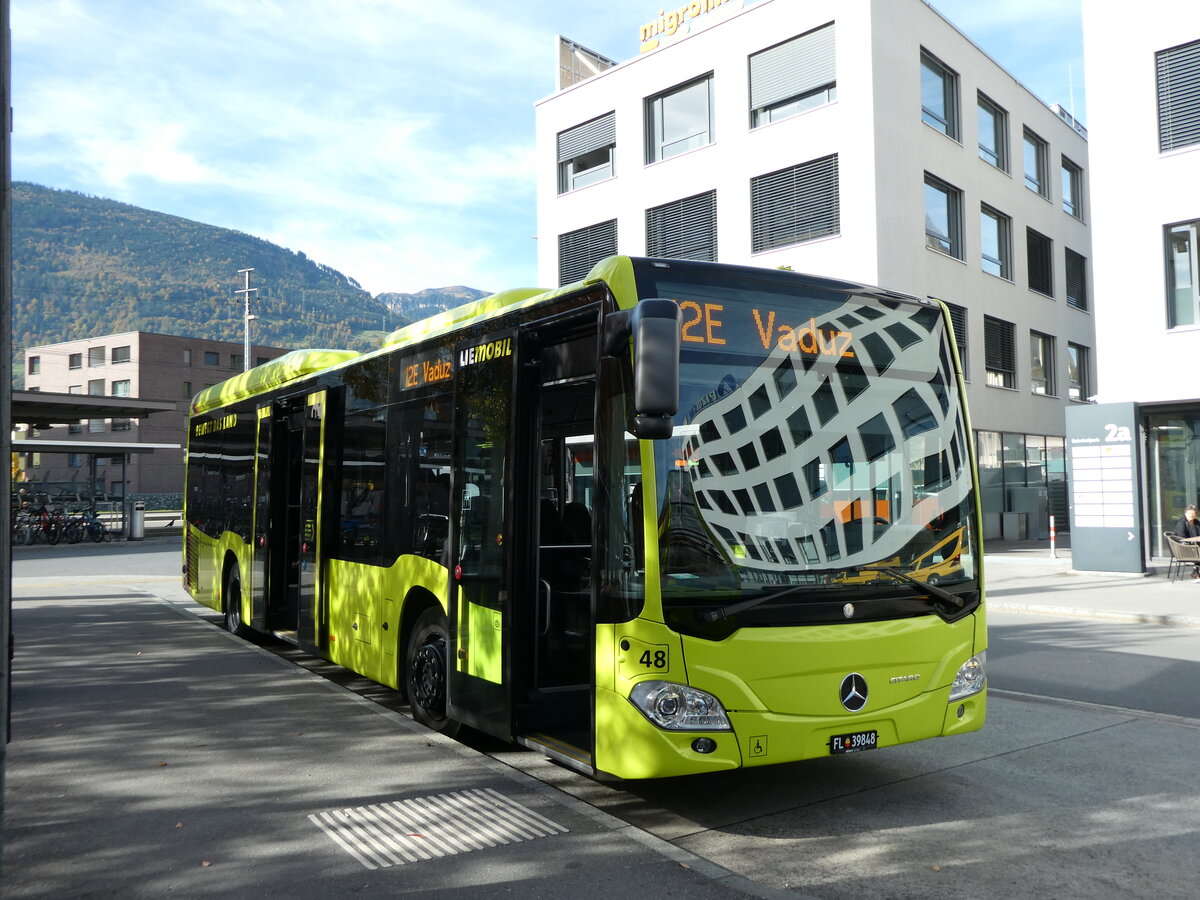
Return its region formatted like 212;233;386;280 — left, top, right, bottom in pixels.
949;652;986;701
628;681;732;731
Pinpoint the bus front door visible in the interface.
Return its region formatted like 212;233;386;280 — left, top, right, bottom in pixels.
448;313;600;772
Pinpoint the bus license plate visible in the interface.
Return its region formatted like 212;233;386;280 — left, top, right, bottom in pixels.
830;730;878;754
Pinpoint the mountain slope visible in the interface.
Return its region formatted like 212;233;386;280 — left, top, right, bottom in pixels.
11;183;489;365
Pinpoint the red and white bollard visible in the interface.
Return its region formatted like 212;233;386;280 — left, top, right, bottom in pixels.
1049;515;1057;559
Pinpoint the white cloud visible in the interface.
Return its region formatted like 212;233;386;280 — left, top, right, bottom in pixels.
12;0;1087;294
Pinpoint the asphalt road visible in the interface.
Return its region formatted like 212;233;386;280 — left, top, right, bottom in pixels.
11;540;1200;898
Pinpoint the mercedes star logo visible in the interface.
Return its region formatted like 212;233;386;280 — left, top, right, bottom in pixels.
840;673;869;712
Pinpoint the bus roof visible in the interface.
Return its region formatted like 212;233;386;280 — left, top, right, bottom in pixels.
191;348;360;415
187;256;648;416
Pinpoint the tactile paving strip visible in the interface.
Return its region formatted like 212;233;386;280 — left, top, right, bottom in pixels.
309;787;569;870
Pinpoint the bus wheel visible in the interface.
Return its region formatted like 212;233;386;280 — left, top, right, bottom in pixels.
223;568;250;638
405;607;459;737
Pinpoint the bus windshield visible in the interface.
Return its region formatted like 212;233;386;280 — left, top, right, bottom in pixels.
634;263;977;634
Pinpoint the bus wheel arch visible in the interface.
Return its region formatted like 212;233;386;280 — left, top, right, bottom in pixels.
402;596;460;738
221;552;250;638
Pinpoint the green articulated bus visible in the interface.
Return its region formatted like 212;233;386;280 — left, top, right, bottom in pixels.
183;256;986;779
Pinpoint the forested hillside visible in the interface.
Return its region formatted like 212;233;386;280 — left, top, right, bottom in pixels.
11;183;489;377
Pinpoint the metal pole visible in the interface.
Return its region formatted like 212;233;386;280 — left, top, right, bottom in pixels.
235;268;257;373
2;0;15;853
1049;515;1057;559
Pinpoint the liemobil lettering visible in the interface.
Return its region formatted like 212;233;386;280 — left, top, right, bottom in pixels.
458;338;513;368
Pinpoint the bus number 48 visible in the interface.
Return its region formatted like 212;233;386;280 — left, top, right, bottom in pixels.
640;649;668;669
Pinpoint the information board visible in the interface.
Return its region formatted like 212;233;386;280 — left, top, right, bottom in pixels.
1065;403;1145;574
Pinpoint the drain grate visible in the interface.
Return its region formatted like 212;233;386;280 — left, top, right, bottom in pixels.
309;787;569;870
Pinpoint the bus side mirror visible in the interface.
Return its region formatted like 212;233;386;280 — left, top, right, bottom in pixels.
604;299;680;440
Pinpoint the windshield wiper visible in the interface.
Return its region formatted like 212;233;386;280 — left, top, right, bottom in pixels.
862;565;965;609
697;582;833;624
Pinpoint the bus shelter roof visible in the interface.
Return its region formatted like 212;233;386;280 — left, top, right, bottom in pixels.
11;390;178;427
13;439;180;455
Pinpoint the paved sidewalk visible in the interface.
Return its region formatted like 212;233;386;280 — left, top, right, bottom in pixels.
983;535;1200;629
4;580;768;899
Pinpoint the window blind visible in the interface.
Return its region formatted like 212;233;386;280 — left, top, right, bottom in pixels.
1027;228;1053;296
944;301;968;372
1157;39;1200;152
645;191;717;261
749;23;836;111
557;112;616;163
751;154;840;252
984;316;1015;382
558;219;617;285
1065;248;1088;310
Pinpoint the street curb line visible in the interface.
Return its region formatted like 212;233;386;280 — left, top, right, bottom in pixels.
988;601;1200;628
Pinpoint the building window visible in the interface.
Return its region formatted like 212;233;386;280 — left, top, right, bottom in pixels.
231;354;243;370
1067;343;1090;401
646;190;717;261
977;93;1008;171
183;349;192;365
1156;38;1200;152
27;356;40;375
69;353;82;369
751;154;840;252
984;316;1016;389
1027;228;1054;297
112;379;131;397
256;357;270;366
1065;248;1089;311
88;419;106;433
88;346;105;367
645;74;714;163
68;384;82;394
944;300;968;376
920;50;959;139
204;351;220;366
68;423;83;435
1061;157;1084;219
112;418;132;432
1168;220;1199;328
980;204;1012;279
112;345;131;364
1023;128;1049;197
1030;332;1055;396
183;381;193;398
68;453;83;468
558;219;617;285
924;174;963;259
557;112;616;193
749;23;836;127
88;379;105;395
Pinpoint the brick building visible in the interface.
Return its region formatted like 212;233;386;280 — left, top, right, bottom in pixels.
21;332;289;497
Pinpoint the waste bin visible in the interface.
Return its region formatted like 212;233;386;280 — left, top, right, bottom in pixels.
130;500;145;541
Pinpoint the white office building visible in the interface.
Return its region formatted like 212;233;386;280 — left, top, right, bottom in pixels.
535;0;1095;541
1080;3;1200;569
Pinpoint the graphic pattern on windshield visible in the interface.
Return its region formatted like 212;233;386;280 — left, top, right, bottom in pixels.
661;295;972;585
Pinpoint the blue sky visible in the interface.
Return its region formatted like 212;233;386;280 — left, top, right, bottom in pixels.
11;0;1083;296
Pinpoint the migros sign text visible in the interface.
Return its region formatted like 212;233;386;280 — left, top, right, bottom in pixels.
640;0;738;53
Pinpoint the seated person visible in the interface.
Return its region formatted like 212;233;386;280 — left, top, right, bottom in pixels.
1173;505;1200;580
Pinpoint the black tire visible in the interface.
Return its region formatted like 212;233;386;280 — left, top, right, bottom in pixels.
45;520;61;545
223;567;250;638
405;606;460;737
90;522;106;543
65;521;83;544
